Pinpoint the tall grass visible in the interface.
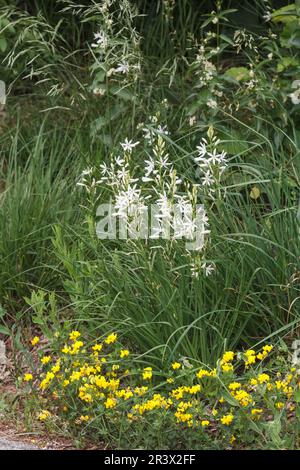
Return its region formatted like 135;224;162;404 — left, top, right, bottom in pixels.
0;0;299;368
0;120;83;312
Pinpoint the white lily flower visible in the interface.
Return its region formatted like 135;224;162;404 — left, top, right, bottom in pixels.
121;138;140;152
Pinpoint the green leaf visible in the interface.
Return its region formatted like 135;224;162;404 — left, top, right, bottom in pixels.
222;389;239;407
272;4;298;23
294;387;300;403
224;67;250;82
0;37;7;52
277;57;299;72
280;21;300;48
296;406;300;421
0;325;9;335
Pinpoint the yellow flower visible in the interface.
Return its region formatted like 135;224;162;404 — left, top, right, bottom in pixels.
232;389;252;407
120;349;129;358
275;402;284;410
171;387;185;400
69;330;81;341
63;379;70;387
219;397;225;403
40;356;51;365
104;397;117;409
39;371;54;390
38;410;51;421
51;359;61;374
221;363;234;373
221;351;234;363
256;345;273;361
188;384;201;394
229;435;236;445
70;370;82;382
174;411;193;424
62;345;71;354
171;362;181;370
250;378;258;386
92;343;102;352
257;373;270;384
31;336;40;346
78;387;93;403
220;413;234;425
142;367;153;380
134;386;148;396
116;389;133;400
105;333;117;344
167;378;174;384
244;350;256;367
251;408;263;417
229;382;241;391
201;420;209;427
24;373;33;382
79;415;90;422
245;349;256;357
196;369;210;379
70;340;84;355
212;409;218;416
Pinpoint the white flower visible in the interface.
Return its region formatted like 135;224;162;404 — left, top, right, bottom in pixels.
208;148;227;166
262;12;272;22
290;80;300;105
155;192;172;219
191;264;200;279
114;185;144;219
201;262;215;276
290;90;300;105
160;155;171;169
115;156;125;167
143;157;157;180
189;115;197;126
292;80;300;89
207;99;217;109
202;170;214;187
81;167;94;177
117;167;129;183
196;140;207;159
99;162;109;176
157;124;169;135
115;62;130;74
92;31;108;49
121;138;140;152
93;87;105;96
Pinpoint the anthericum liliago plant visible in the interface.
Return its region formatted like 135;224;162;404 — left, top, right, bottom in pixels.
22;330;300;449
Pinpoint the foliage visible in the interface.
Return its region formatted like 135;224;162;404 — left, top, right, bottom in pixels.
0;0;300;450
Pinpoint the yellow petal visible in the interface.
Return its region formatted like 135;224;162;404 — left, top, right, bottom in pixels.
250;186;260;200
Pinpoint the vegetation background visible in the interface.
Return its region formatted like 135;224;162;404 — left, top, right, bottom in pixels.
0;0;299;449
